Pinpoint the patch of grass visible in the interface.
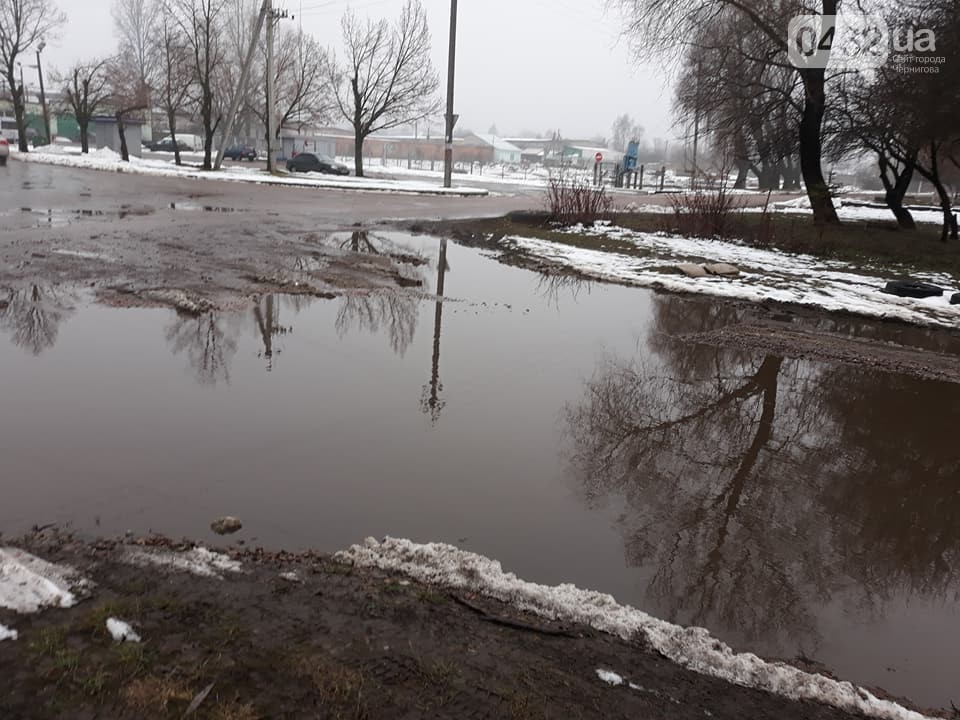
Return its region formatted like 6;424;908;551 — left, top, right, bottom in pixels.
76;599;142;637
122;675;195;711
212;700;260;720
28;625;68;657
298;655;368;719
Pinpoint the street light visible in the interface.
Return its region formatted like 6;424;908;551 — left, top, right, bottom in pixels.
35;40;51;145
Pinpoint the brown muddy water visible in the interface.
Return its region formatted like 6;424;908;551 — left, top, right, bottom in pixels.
1;232;959;709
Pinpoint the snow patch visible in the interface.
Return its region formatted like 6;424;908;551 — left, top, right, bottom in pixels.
0;547;91;613
596;669;624;685
0;624;18;641
279;571;300;582
124;546;242;579
338;537;936;720
106;618;141;643
508;227;960;329
12;149;487;197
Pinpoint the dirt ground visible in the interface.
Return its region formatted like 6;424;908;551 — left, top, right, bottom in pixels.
0;529;935;720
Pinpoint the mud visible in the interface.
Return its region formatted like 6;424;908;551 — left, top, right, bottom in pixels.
684;322;960;384
0;529;931;720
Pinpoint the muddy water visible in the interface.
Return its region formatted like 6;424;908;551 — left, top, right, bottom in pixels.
1;233;959;709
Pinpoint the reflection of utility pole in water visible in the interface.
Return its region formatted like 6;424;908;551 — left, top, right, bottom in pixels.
253;294;277;371
421;238;448;423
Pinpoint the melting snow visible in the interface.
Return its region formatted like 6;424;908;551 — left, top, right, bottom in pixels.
0;624;17;641
12;148;487;197
124;546;242;579
106;618;141;643
596;669;624;685
508;226;960;329
338;537;936;720
0;547;90;613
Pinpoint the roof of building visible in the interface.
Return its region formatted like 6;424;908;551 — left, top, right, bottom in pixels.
468;133;522;153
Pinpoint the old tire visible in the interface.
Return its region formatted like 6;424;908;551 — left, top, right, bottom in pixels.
882;281;944;299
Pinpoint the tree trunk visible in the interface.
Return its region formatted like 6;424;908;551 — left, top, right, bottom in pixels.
79;122;90;154
117;113;130;162
354;128;365;177
12;83;29;153
878;154;915;229
916;146;957;242
733;159;750;189
168;112;181;166
798;68;839;225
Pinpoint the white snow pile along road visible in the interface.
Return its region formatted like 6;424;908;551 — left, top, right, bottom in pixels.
338;537;936;720
0;547;91;614
508;224;960;329
124;546;242;579
12;147;488;197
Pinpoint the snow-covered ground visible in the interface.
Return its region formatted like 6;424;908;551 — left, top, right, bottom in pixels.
504;222;960;328
12;146;488;197
124;546;242;579
340;537;937;720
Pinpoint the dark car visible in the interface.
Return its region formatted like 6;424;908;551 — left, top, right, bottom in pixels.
286;153;350;175
149;138;192;153
224;144;258;161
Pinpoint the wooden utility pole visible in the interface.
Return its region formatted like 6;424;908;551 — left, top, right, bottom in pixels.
442;0;458;188
215;0;270;170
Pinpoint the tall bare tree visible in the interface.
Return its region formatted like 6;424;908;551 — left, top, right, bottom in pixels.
0;0;66;151
59;59;110;153
612;0;841;224
153;13;192;165
170;0;228;170
610;113;643;153
249;28;332;139
328;0;441;177
112;0;161;88
107;58;150;161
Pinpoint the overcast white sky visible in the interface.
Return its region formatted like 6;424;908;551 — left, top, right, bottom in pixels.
39;0;677;142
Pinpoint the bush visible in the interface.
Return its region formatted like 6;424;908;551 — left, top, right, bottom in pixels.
665;183;747;238
545;172;612;226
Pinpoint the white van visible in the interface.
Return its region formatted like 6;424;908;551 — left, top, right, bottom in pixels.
151;133;206;153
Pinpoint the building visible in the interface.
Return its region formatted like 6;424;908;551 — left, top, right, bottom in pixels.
92;115;143;157
465;133;522;164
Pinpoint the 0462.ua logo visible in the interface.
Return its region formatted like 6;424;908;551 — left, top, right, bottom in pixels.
788;14;889;70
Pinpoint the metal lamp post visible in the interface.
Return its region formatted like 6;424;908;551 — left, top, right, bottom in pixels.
36;41;51;145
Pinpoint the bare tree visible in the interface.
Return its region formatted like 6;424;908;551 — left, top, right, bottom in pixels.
250;28;332;138
610;113;643;153
59;59;110;153
328;0;441;177
612;0;841;225
112;0;161;88
170;0;228;170
0;0;66;152
106;58;150;161
153;13;192;165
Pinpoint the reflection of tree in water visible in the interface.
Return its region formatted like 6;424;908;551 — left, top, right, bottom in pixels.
252;295;301;371
0;285;78;355
566;295;960;656
336;291;419;357
166;311;240;385
420;238;449;424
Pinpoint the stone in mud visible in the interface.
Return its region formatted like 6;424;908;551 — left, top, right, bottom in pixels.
951;292;960;305
676;263;708;278
704;263;740;277
211;516;243;535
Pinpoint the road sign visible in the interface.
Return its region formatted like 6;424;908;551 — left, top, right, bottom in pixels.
595;152;603;164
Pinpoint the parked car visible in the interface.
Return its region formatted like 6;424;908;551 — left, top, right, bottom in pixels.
0;137;9;166
223;145;258;161
286;153;350;175
149;138;193;153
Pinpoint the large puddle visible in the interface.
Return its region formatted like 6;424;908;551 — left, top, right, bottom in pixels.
1;233;959;709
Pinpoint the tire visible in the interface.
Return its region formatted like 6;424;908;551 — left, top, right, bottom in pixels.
0;156;7;167
882;280;944;299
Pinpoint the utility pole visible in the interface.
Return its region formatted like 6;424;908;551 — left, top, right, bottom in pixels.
36;41;50;145
266;0;276;173
442;0;458;188
215;0;270;170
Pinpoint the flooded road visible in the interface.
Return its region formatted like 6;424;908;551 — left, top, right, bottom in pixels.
2;232;960;709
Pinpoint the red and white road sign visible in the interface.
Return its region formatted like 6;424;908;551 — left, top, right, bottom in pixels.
595;152;603;164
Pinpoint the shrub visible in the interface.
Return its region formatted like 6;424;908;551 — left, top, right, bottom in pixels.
545;171;612;226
